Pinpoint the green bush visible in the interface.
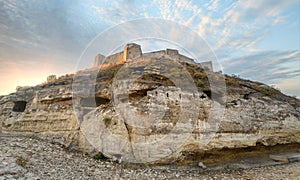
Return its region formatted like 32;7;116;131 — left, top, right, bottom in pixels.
195;79;205;88
103;117;112;127
193;72;206;80
93;153;108;160
252;84;280;96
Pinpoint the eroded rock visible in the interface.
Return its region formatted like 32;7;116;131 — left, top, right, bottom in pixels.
0;46;299;165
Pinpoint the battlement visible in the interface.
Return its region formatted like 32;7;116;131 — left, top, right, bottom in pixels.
93;43;142;68
123;43;142;61
93;43;213;71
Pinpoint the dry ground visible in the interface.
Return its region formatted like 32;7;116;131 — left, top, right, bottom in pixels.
1;135;299;179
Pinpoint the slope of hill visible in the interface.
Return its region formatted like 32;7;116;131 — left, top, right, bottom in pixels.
0;47;299;165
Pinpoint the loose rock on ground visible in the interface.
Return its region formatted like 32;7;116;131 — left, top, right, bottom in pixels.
1;136;300;179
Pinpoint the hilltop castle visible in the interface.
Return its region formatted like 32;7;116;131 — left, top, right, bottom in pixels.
93;43;213;71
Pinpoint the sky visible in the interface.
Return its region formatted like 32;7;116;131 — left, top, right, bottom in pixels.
0;0;299;98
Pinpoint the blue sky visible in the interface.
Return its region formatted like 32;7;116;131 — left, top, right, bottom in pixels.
0;0;299;98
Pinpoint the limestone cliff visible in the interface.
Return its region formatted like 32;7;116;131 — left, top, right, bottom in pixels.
0;47;299;165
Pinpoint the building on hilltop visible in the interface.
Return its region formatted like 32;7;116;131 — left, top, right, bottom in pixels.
200;61;213;71
93;43;213;71
123;43;142;61
93;54;106;67
93;43;142;68
165;49;179;58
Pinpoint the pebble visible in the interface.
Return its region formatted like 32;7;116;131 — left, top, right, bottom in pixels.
0;136;299;179
198;162;207;169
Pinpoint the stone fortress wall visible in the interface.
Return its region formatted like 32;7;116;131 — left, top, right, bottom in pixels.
93;43;213;71
93;43;143;68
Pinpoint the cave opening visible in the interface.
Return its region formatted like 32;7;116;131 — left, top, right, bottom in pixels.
128;88;156;102
203;90;212;98
12;101;27;112
80;97;110;107
200;94;206;99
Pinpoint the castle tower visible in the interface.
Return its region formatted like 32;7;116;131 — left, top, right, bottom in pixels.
201;61;213;71
165;49;179;60
93;54;106;67
123;43;142;61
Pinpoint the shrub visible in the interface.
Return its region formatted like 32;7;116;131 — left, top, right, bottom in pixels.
226;77;241;86
193;72;206;80
251;84;280;96
103;117;112;127
195;79;205;88
93;153;108;160
16;156;27;167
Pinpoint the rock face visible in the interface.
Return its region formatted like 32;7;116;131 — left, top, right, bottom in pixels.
1;45;300;165
0;75;95;152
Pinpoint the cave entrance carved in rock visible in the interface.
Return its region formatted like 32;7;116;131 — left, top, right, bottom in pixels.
12;101;27;112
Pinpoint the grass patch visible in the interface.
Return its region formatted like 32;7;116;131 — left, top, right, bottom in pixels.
251;84;281;96
225;76;241;86
97;64;122;82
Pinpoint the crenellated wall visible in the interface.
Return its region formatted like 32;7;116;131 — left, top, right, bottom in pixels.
93;43;142;68
93;43;213;71
93;54;106;67
123;43;142;60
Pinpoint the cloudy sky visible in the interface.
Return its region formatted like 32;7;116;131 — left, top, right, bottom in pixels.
0;0;299;98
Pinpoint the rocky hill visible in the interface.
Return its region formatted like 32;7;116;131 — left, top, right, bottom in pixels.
0;45;299;166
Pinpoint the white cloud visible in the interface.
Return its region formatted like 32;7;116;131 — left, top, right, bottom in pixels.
276;77;300;98
1;0;299;96
221;50;300;98
186;0;299;55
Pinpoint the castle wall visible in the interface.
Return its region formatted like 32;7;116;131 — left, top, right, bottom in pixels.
93;54;106;67
165;49;179;57
93;52;125;68
94;43;142;68
179;54;194;64
104;52;124;65
142;50;166;59
123;43;142;60
200;61;213;71
92;43;213;71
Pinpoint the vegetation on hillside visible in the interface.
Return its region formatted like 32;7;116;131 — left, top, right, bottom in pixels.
32;57;298;108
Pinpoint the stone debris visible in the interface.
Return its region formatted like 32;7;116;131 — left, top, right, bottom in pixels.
269;154;289;163
269;153;300;163
198;162;207;169
288;153;300;162
1;136;300;179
